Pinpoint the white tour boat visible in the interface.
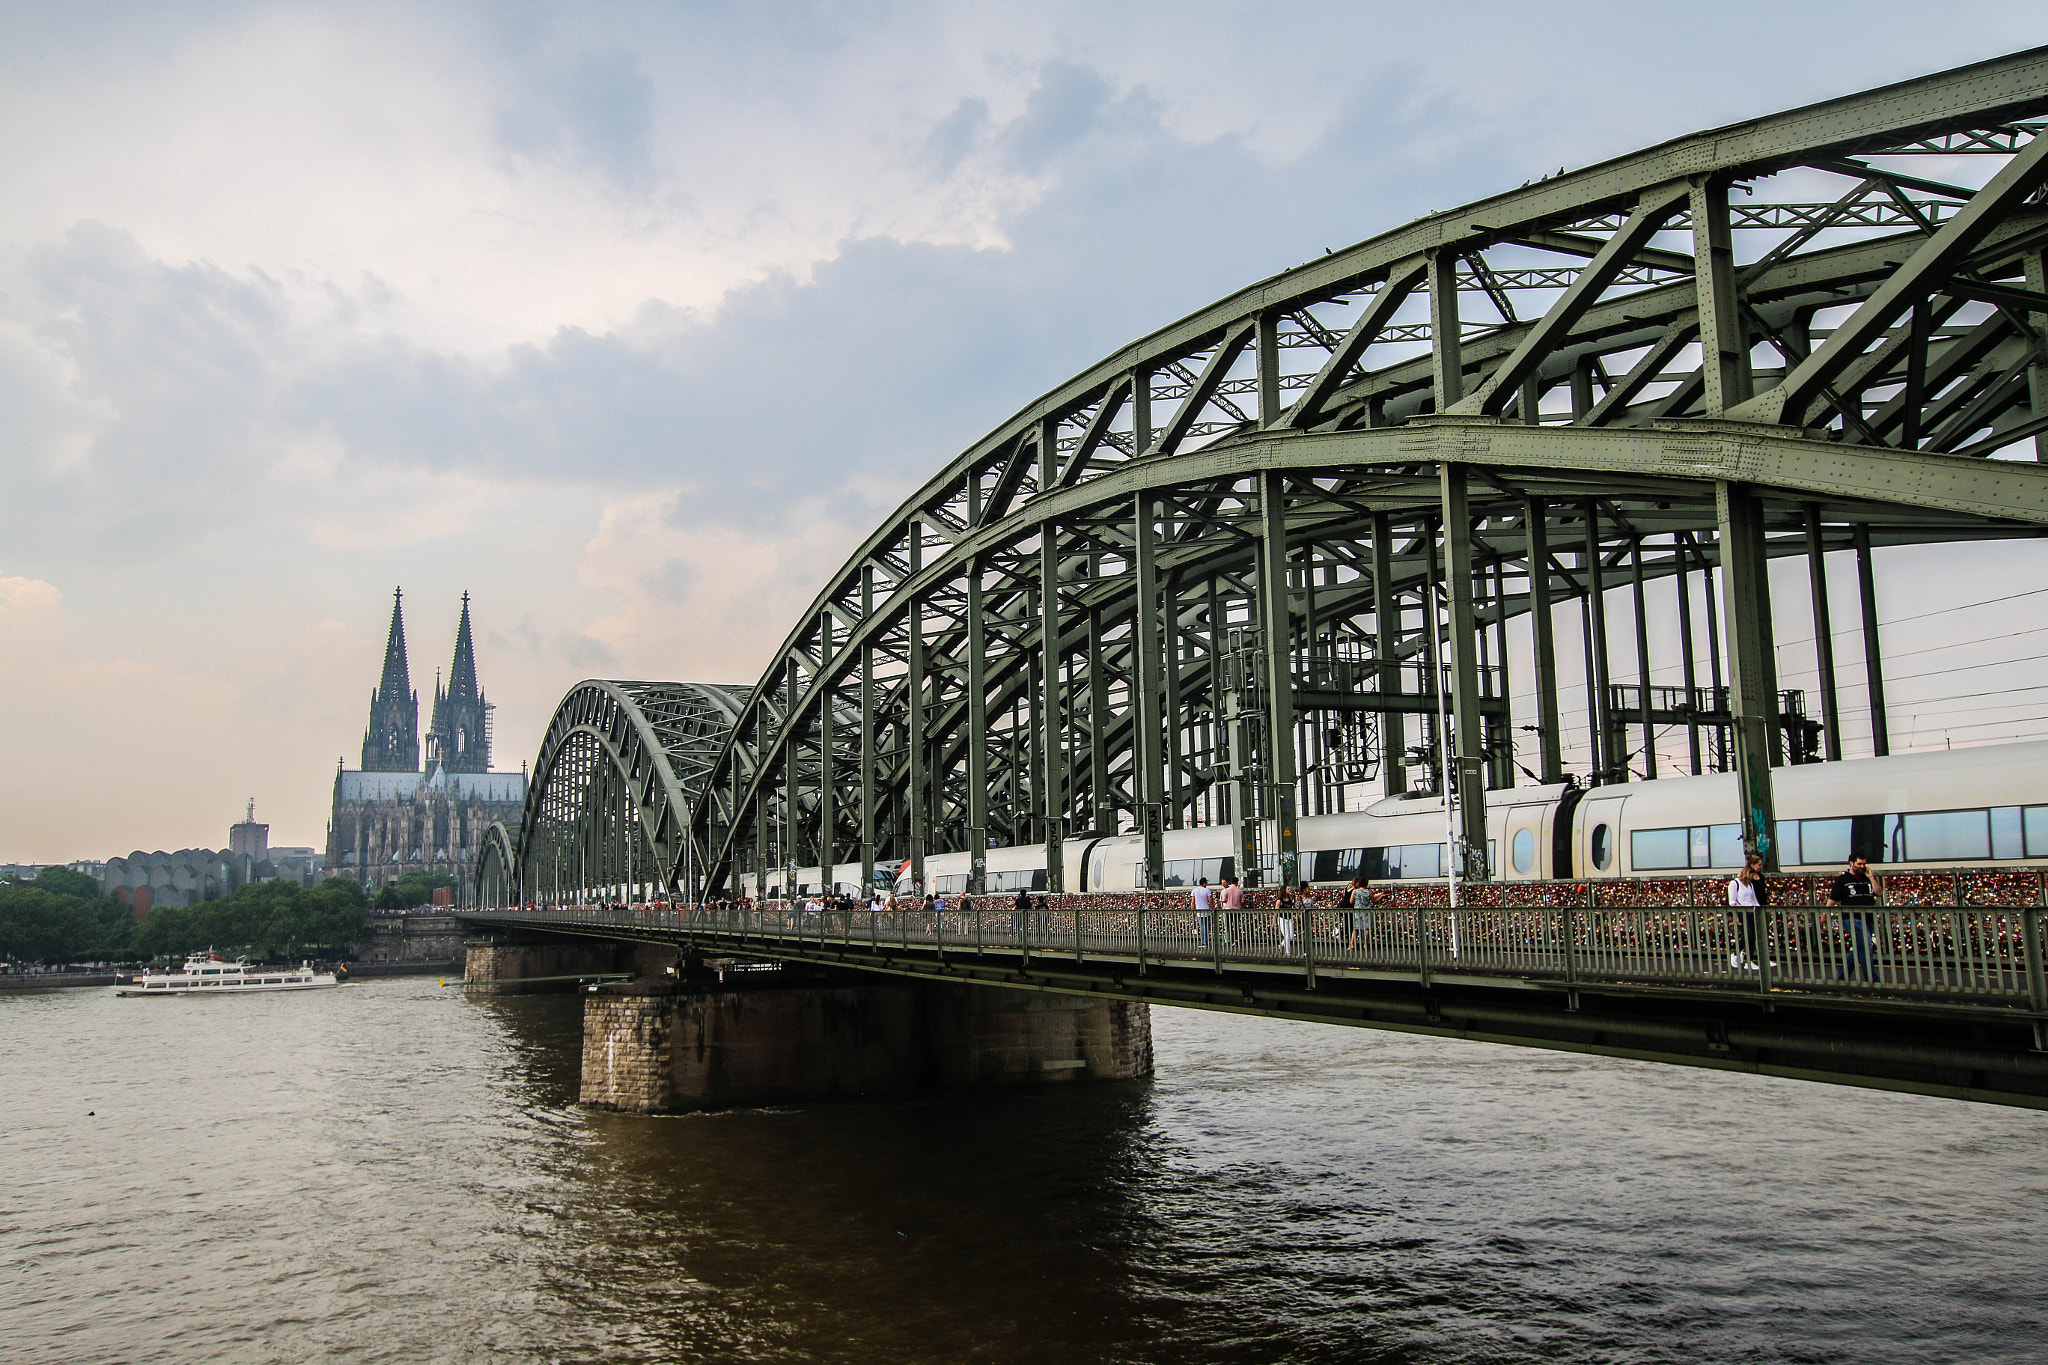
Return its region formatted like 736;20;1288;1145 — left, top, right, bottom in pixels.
115;951;343;997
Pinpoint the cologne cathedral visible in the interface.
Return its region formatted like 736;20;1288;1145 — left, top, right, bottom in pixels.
326;590;526;901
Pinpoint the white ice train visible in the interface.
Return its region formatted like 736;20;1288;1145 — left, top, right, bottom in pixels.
764;740;2048;898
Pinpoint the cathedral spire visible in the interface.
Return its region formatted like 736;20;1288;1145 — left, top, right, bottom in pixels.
429;591;491;773
449;592;480;704
378;587;410;700
361;587;421;772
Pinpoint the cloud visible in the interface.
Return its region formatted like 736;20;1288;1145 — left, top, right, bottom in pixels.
495;46;658;191
3;2;2046;861
0;573;62;614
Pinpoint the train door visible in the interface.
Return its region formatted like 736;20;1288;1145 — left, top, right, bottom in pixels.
1502;803;1546;880
1579;794;1628;879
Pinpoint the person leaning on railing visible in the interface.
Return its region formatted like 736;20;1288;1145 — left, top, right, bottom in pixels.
1344;877;1373;951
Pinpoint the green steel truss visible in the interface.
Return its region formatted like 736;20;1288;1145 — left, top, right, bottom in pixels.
477;680;748;907
488;48;2048;905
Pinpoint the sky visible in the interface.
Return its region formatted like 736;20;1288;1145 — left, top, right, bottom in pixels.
3;1;2046;861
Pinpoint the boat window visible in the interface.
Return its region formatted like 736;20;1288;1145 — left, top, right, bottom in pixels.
1591;824;1611;871
1512;829;1534;874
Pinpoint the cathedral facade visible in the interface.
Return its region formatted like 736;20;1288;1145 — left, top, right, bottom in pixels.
326;591;527;903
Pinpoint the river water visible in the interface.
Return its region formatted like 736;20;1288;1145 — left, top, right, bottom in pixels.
3;976;2044;1364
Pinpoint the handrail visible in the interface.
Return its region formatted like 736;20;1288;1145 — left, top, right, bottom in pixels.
465;898;2045;1014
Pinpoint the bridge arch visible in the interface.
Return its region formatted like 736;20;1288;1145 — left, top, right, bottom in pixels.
462;51;2048;906
473;821;517;909
667;50;2048;901
674;49;2048;902
486;680;748;906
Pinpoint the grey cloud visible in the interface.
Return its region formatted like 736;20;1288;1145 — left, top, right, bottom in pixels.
920;96;990;178
5;221;298;557
644;557;696;604
560;629;620;671
495;46;656;190
998;62;1115;173
3;56;1517;569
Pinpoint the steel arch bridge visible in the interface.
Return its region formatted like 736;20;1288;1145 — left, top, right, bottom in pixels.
475;680;748;908
492;48;2048;909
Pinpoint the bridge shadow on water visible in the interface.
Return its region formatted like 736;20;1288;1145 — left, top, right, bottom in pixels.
469;995;2048;1365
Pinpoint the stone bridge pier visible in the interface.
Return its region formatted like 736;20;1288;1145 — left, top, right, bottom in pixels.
463;933;666;995
580;961;1153;1113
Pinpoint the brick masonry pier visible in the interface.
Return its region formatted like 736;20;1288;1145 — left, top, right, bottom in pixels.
580;965;1153;1113
361;913;470;969
464;936;664;995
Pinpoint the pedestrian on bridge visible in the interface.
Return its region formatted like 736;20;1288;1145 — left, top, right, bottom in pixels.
1192;878;1214;947
1727;853;1769;971
1345;878;1374;952
1829;854;1878;982
1012;885;1030;942
1220;876;1244;945
1275;881;1299;956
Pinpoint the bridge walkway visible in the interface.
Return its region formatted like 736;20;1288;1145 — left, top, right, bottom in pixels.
461;899;2048;1109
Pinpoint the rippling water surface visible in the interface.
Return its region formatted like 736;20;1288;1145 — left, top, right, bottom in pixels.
3;975;2045;1363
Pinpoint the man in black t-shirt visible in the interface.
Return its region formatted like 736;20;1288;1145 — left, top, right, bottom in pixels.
1828;855;1877;981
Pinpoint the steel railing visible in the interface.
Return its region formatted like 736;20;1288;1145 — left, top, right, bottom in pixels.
470;900;2047;1012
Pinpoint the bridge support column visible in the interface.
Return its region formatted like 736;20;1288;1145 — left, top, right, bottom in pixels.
580;970;1153;1113
463;937;656;995
1718;481;1782;868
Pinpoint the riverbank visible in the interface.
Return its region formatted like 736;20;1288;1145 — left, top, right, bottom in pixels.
0;972;117;991
0;958;457;990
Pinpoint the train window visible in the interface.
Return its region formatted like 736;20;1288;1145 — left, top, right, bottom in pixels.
1992;807;2024;860
933;875;969;894
2026;807;2048;858
1092;858;1105;889
1388;843;1445;878
1630;827;1688;870
1511;829;1533;874
1313;849;1365;881
1799;818;1851;866
1628;824;1745;871
1903;809;1990;862
1161;858;1231;887
1590;824;1611;871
